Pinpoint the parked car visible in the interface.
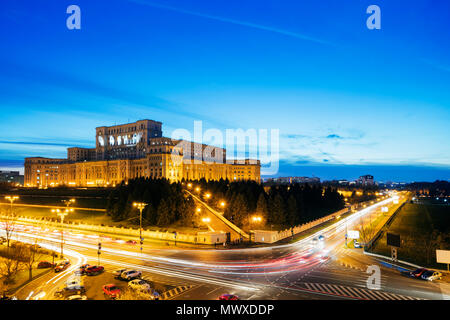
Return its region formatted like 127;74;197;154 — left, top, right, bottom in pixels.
401;268;429;279
421;270;442;281
103;284;121;299
219;294;240;300
54;284;86;298
37;261;54;269
318;235;325;241
113;268;129;279
126;240;137;245
85;265;104;276
65;295;88;300
120;270;142;281
128;279;151;291
75;264;90;275
54;261;71;273
66;277;83;288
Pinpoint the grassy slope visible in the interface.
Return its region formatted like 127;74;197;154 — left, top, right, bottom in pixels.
372;202;450;268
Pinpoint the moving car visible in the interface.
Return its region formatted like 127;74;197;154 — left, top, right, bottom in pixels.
401;268;429;279
120;270;142;281
126;240;137;245
128;279;151;291
318;235;325;241
54;261;71;273
219;294;240;300
37;261;54;269
421;270;442;281
103;284;121;299
85;265;104;276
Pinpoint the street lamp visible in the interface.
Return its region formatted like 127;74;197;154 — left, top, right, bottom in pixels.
219;201;226;208
51;208;72;257
196;207;202;213
202;217;211;224
205;193;211;200
133;202;148;254
5;196;19;213
195;187;201;193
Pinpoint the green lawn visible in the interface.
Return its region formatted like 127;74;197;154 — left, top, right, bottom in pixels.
372;202;450;268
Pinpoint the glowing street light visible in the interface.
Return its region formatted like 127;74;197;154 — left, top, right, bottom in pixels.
196;207;202;213
251;216;262;223
195;187;201;193
5;196;19;213
187;183;192;189
202;217;211;224
205;193;211;199
133;202;148;254
219;201;226;208
51;208;71;257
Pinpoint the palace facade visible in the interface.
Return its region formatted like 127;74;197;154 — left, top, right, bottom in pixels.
24;120;260;187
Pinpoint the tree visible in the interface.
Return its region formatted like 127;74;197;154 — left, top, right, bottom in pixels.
0;245;25;284
269;193;285;226
256;193;268;221
156;199;171;227
22;240;44;281
0;207;17;248
286;195;298;227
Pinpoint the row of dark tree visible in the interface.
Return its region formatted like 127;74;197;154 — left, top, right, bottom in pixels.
106;178;196;228
105;178;346;230
193;179;346;229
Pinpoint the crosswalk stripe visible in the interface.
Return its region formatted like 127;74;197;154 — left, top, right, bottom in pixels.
302;282;423;300
323;284;340;295
383;292;402;300
337;285;354;297
362;289;383;300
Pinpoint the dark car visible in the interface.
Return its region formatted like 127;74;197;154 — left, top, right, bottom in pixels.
38;261;54;269
85;265;104;276
126;240;137;245
103;284;121;299
54;285;86;298
219;294;240;301
401;268;428;279
75;264;91;275
55;261;71;273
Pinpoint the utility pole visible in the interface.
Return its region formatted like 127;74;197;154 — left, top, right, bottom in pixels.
98;241;102;265
133;202;148;255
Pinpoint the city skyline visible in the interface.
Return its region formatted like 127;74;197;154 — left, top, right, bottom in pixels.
1;0;449;182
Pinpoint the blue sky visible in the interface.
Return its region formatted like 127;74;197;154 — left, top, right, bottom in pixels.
0;0;449;182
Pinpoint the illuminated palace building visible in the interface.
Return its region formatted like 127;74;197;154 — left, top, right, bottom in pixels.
24;120;260;188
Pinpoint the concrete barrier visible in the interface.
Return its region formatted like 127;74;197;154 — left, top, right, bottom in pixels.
0;214;224;245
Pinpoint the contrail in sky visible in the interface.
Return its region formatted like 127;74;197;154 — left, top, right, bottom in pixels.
126;0;333;46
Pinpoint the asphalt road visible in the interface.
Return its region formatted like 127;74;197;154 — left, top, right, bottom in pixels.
6;194;450;301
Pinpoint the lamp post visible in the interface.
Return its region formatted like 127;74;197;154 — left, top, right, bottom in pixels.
51;208;72;258
5;196;19;214
133;202;148;254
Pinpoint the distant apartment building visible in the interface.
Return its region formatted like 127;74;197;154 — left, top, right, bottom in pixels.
264;176;320;184
357;175;374;186
24;120;260;188
0;171;24;185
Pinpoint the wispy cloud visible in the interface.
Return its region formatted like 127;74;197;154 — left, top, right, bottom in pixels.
422;58;450;73
127;0;333;46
